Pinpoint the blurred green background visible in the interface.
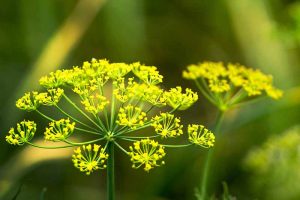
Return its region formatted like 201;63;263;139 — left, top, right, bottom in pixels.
1;0;300;199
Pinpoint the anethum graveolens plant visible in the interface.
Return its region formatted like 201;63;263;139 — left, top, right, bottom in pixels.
5;59;215;200
183;61;283;200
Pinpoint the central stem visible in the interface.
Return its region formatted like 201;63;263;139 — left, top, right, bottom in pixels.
199;110;225;200
107;142;115;200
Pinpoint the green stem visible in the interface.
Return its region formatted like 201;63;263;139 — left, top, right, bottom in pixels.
26;142;74;149
55;105;99;132
199;110;225;200
64;137;105;145
75;127;102;135
195;79;217;107
107;142;115;200
114;141;129;155
36;110;101;136
63;94;104;131
163;144;192;148
110;85;116;131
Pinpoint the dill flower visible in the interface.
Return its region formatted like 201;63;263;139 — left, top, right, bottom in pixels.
16;92;41;111
183;62;283;110
116;105;147;129
164;86;198;110
152;113;183;138
6;58;214;180
39;69;72;88
129;138;166;172
132;62;163;85
113;77;135;103
44;118;75;141
5;120;36;145
72;144;108;175
81;94;109;115
188;124;215;148
37;88;64;106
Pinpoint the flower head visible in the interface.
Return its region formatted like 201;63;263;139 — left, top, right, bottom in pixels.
183;62;283;110
108;63;132;79
129;138;166;172
44;118;75;141
164;87;198;110
188;124;215;148
116;105;147;129
72;144;108;175
36;88;64;106
40;69;73;88
152;113;183;138
16;92;41;111
132;62;163;85
183;62;283;99
6;120;36;145
113;77;135;103
81;94;109;115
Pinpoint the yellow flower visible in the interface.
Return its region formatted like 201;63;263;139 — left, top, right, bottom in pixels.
183;61;283;100
6;120;36;145
116;105;147;129
188;124;215;148
81;94;109;115
72;144;108;175
164;87;198;110
39;69;73;88
16;91;41;111
37;88;64;106
113;77;135;103
132;62;163;85
129;138;166;172
151;113;183;138
107;62;132;79
44;118;75;141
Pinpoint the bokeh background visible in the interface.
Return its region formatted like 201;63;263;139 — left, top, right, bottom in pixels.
1;0;300;199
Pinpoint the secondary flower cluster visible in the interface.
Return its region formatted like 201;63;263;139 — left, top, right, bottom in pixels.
5;58;215;174
183;62;283;110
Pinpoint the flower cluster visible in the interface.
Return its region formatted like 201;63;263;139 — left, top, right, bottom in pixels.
116;105;147;129
188;124;215;148
152;113;183;138
5;120;36;145
44;118;75;141
72;144;108;175
164;87;198;110
6;58;214;175
183;62;283;110
129;138;166;172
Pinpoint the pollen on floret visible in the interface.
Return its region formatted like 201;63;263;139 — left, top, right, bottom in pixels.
6;120;37;145
72;144;108;175
44;118;75;141
129;138;166;172
151;113;183;138
188;124;215;148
